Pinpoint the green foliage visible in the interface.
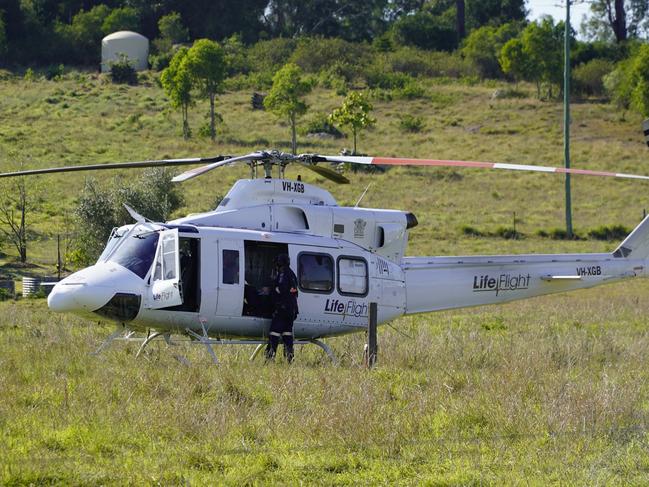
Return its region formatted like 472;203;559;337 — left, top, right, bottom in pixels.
149;52;173;72
499;18;564;98
572;59;614;96
604;60;633;111
101;7;139;34
55;5;111;65
398;114;426;133
109;54;137;85
45;64;65;81
587;224;631;241
264;63;312;153
185;39;227;140
160;47;193;138
247;38;297;74
289;37;371;75
157;12;189;46
390;10;457;52
462;22;522;79
629;44;649;117
73;169;183;265
223;34;249;77
0;12;7;65
329;91;376;154
300;112;344;138
23;68;36;82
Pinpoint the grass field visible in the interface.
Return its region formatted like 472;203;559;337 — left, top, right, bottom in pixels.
2;71;649;484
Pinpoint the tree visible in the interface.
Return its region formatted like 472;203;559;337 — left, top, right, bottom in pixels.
73;168;184;266
0;177;40;263
390;10;458;51
184;39;227;141
264;63;312;154
499;18;564;98
161;47;193;139
329;91;376;155
154;11;188;54
462;22;521;79
101;7;140;34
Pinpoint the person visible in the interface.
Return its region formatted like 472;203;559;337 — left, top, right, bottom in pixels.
266;253;299;363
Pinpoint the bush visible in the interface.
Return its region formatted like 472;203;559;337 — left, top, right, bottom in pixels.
45;64;65;81
536;228;584;240
398;114;426;133
587;224;630;241
390;10;457;51
149;52;173;71
461;225;485;237
247;38;296;73
300;112;344;137
573;59;614;97
289;37;371;74
109;54;137;85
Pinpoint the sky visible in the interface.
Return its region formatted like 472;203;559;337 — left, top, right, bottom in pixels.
527;0;592;33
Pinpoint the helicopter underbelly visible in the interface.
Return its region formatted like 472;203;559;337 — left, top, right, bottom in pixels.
133;305;403;340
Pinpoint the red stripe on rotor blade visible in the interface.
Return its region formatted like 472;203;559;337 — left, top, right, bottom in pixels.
555;168;617;177
371;157;495;168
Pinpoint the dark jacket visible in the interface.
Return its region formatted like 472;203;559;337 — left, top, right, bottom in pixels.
274;265;298;318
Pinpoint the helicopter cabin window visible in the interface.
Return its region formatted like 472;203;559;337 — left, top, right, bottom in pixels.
298;252;334;293
338;257;368;296
222;249;239;284
242;241;288;317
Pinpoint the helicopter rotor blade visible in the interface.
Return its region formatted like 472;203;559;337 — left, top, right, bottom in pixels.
312;155;649;182
295;162;349;184
0;156;230;179
171;152;265;182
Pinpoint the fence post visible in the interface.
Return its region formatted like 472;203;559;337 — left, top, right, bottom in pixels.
366;302;378;369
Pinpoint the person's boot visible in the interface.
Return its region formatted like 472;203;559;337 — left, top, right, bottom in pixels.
282;332;294;364
265;334;280;362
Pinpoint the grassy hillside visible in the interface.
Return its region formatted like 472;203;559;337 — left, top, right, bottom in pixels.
2;72;649;483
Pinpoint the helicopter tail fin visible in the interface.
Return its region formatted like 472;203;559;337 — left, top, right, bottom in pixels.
613;215;649;259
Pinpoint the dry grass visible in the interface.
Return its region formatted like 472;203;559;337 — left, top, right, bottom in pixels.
3;280;649;483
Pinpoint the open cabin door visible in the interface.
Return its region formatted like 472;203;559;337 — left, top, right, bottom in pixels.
145;228;183;309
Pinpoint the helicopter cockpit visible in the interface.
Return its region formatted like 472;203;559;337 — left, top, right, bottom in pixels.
100;224;160;279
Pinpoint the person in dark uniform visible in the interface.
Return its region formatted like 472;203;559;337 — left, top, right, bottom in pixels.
265;253;299;362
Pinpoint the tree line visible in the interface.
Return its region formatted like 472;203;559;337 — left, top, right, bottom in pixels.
2;1;647;67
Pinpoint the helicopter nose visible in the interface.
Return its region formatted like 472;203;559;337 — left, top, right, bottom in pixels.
48;263;144;315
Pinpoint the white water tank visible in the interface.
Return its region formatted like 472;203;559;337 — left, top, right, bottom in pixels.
101;31;149;72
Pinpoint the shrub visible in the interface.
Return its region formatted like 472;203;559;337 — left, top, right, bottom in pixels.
289;37;371;74
461;225;485;237
587;224;630;241
398;114;426;132
494;226;523;239
149;52;173;71
109;54;137;85
247;38;296;73
300;112;344;137
45;64;65;81
573;59;614;97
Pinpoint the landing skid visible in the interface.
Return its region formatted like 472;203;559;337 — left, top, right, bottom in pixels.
92;326;337;365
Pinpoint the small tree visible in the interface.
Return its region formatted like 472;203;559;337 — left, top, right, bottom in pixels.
73;169;184;266
161;47;193;138
329;91;376;155
185;39;227;141
264;63;312;154
0;177;40;263
101;7;140;34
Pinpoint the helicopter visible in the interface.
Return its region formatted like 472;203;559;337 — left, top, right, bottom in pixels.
3;149;649;364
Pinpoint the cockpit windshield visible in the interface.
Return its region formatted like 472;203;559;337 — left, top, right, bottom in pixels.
106;227;160;279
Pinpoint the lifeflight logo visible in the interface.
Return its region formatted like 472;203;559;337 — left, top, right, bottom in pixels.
472;273;531;296
324;298;368;319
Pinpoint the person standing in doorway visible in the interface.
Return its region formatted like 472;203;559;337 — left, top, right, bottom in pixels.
266;253;299;363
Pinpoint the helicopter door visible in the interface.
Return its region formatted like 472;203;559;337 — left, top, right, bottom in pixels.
146;229;183;309
216;240;243;316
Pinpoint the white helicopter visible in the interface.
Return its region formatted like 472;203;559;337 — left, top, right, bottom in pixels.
4;149;649;363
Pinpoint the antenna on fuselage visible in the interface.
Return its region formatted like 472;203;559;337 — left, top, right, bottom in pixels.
355;183;373;207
